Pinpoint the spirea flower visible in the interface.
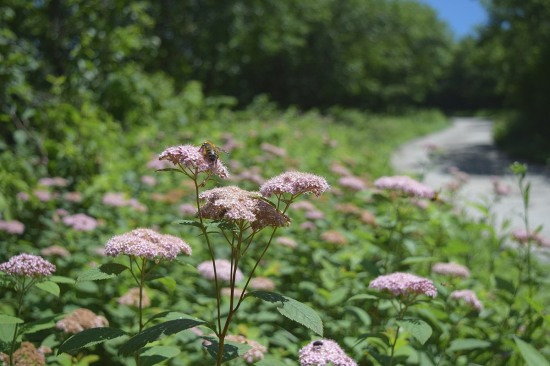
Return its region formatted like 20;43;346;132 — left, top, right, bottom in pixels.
0;220;25;234
199;186;290;230
305;210;325;220
141;175;157;186
291;201;317;211
338;176;366;191
102;192;128;207
0;254;55;277
369;272;437;298
118;287;150;308
221;287;246;298
276;236;298;248
225;335;267;364
33;190;54;202
62;213;98;231
197;259;243;282
17;192;30;201
64;191;83;203
299;339;358;366
249;277;276;291
321;231;348;245
179;203;197;216
105;228;192;260
158;144;229;178
38;177;69;187
450;290;483;311
432;262;470;278
260;172;330;198
360;211;377;226
0;342;48;366
330;163;351;177
56;308;109;334
40;245;70;258
374;176;435;199
261;142;287;157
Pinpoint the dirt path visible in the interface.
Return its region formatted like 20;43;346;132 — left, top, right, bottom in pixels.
391;117;550;242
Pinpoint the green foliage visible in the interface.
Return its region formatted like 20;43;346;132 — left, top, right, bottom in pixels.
58;328;127;354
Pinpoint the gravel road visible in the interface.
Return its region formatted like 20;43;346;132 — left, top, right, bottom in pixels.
391;117;550;242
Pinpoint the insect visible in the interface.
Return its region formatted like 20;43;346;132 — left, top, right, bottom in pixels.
199;140;227;165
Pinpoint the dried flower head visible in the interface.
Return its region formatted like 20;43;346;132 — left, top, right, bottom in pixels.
374;176;435;199
299;339;358;366
225;335;267;364
338;176;366;191
199;186;290;230
450;289;483;311
62;213;98;231
321;230;348;245
118;287;151;308
335;203;361;215
0;342;47;366
432;262;470;278
0;254;55;277
276;236;298;248
0;220;25;234
56;308;109;334
105;228;192;260
369;272;437;298
40;245;70;258
197;259;243;282
360;210;377;226
260;171;330;198
249;277;276;291
159;144;229;178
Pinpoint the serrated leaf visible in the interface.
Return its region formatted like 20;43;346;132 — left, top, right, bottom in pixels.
397;318;432;345
448;338;491;352
247;291;323;336
0;314;23;324
77;263;128;282
119;318;205;356
514;337;550;366
202;337;252;363
140;345;180;366
35;281;60;297
175;220;202;228
347;294;378;302
58;328;126;354
49;276;76;284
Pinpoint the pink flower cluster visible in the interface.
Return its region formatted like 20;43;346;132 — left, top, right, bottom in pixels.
105;228;192;260
225;334;267;363
432;262;470;278
56;308;109;334
158;144;229;178
249;277;276;291
102;193;148;212
62;213;98;231
450;289;483;311
511;229;550;247
276;236;298;248
40;245;70;258
0;254;55;277
199;186;290;230
260;142;287;157
299;339;357;366
338;176;366;191
38;177;69;187
260;172;330;198
374;175;435;199
0;220;25;234
197;259;243;282
369;272;437;298
491;177;512;196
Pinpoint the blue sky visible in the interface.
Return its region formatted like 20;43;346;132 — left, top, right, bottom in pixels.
417;0;488;38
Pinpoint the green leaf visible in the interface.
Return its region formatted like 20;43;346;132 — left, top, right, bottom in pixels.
247;291;323;336
49;275;76;284
174;220;202;228
255;356;288;366
400;256;438;265
20;315;58;334
139;346;180;366
397;318;432;345
0;314;23;324
58;328;127;354
514;337;550;366
119;318;205;356
448;338;491;352
77;263;128;282
347;294;378;302
35;281;60;297
202;337;252;363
